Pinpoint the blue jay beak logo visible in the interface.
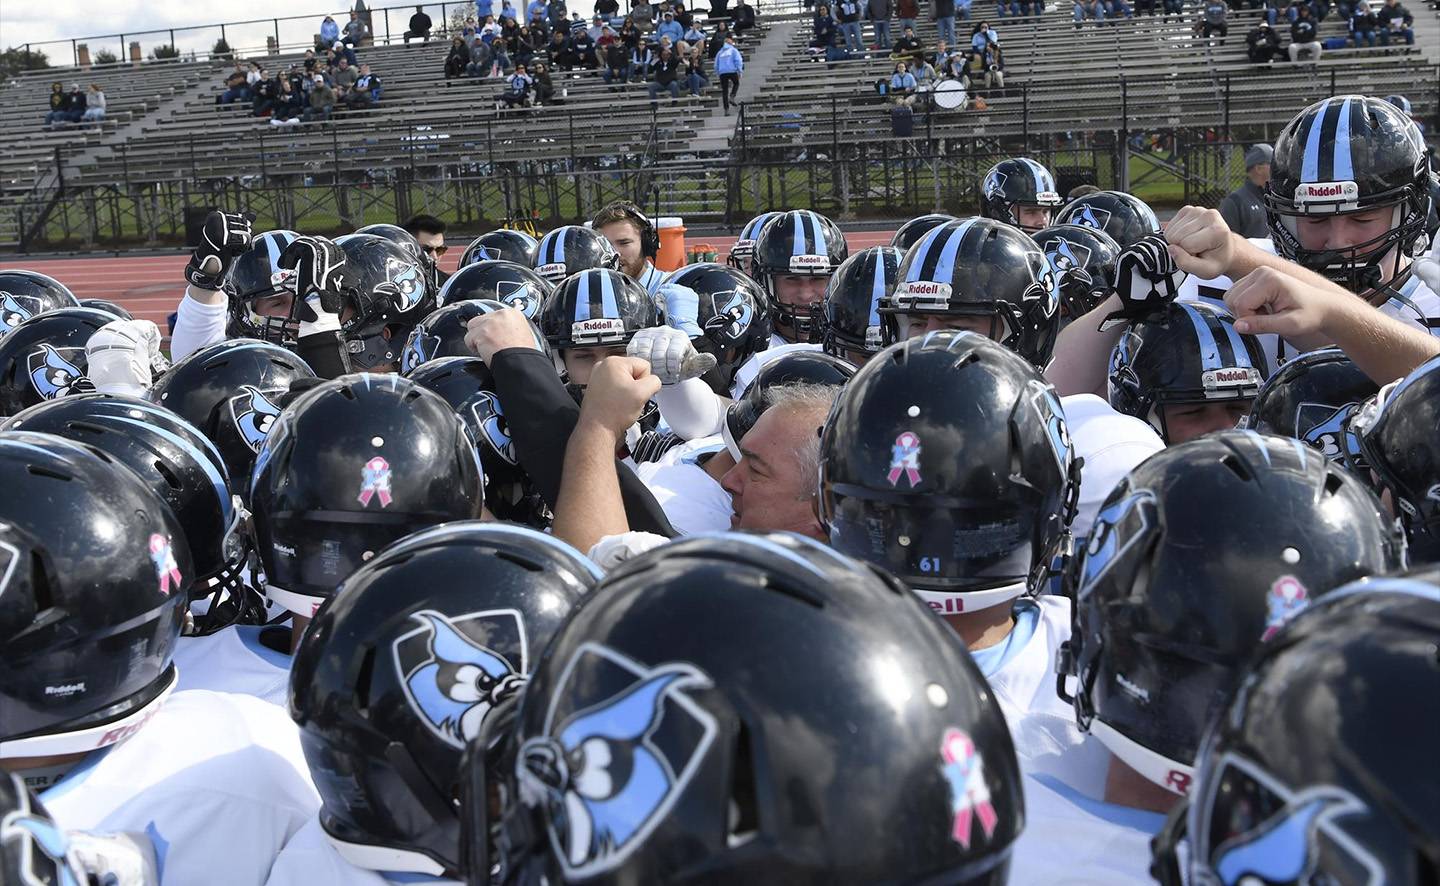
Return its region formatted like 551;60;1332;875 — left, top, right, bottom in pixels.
1;774;84;886
1199;753;1384;886
518;643;717;879
704;290;753;341
384;257;428;313
1045;239;1091;275
476;246;499;262
0;292;40;335
227;385;283;453
401;330;439;373
469;391;518;465
1077;489;1156;598
497;280;539;319
1073;205;1112;231
1296;401;1362;461
393;608;528;749
26;345;92;400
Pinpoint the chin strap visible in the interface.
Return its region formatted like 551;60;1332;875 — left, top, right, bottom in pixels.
1149;797;1191;886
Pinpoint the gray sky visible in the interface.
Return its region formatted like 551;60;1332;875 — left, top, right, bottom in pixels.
3;0;604;62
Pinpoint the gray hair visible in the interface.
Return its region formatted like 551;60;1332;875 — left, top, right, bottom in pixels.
763;382;841;501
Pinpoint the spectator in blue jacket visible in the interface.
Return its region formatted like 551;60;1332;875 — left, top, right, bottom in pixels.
319;15;340;47
477;0;495;19
546;0;568;27
715;32;743;111
889;60;917;104
656;11;685;42
342;11;369;47
969;21;998;49
502;63;533;105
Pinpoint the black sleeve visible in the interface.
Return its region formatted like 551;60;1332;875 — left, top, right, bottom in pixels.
294;330;351;379
489;348;678;538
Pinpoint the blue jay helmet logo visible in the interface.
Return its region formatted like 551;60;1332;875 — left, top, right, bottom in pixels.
1295;401;1363;461
475;246;500;263
227;385;284;453
468;391;518;466
496;279;540;320
1078;489;1157;599
25;345;93;400
392;608;529;749
1197;752;1384;886
517;643;717;879
382;256;428;313
1024;250;1060;318
1;773;83;886
401;329;439;373
983;170;1008;201
1072;205;1112;231
1044;238;1092;276
1027;380;1072;476
704;290;754;342
0;292;42;335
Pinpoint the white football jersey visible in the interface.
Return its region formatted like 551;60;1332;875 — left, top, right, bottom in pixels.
1008;773;1165;885
169;289;228;363
173;624;294;707
633;435;734;535
730;341;823;399
265;818;463;886
1060;394;1165;540
42;690;318;886
973;595;1112;800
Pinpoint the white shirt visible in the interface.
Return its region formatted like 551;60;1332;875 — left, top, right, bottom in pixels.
729;341;823;399
173;624;294;707
170;288;228;362
971;595;1111;800
633;434;733;535
1008;773;1165;885
1060;394;1165;540
42;690;318;886
265;818;462;886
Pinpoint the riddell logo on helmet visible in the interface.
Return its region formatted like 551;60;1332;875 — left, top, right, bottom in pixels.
896;281;953;302
1203;367;1261;391
1164;770;1193;796
789;254;829;273
96;706;162;748
926;597;966;614
572;318;627;338
536;262;566;279
1294;180;1359;205
44;682;86;697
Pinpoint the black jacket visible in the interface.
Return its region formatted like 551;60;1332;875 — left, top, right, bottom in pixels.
1291;17;1317;41
408;11;432;31
650;55;680;83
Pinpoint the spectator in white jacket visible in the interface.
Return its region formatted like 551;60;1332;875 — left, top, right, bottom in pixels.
79;84;106;123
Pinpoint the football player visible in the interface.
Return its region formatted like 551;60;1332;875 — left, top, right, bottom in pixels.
979;157;1063;233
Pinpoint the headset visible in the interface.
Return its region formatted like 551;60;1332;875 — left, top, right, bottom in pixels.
597;201;660;258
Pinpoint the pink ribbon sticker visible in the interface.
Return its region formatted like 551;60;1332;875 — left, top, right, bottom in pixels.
358;456;394;508
888;431;923;487
941;727;999;850
148;534;183;596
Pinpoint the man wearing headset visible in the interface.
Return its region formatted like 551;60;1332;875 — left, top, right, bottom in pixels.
593;201;667;296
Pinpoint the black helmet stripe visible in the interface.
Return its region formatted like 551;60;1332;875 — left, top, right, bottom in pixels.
903;218;979;284
1300;97;1358;183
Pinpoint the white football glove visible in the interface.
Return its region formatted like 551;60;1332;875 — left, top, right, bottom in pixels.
86;319;168;396
1413;232;1440;295
627;326;716;385
1101;233;1189;331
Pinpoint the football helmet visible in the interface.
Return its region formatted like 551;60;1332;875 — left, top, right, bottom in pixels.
979;158;1063;232
1108;301;1269;443
1;394;258;634
223;230;301;343
819;331;1077;615
533;225;620;284
750;209;849;342
662;263;773;394
292;522;596;878
1266;95;1432;295
537;268;656;353
723;350;855;458
1154;573;1440;886
0;432;188;759
881;217;1060;368
1350;352;1440;561
78;298;134;320
1029;224;1122;321
355;223;424;262
149;338;317;490
460;229;540;268
471;532;1022;885
401;299;546;374
437;260;552;318
1053;191;1161;248
0;307;112;416
0;269;79;337
1058;431;1403;797
1242;346;1377;463
249;373;485;617
726;211;781;275
889;213;961;252
337;233;437;370
822;246;902;363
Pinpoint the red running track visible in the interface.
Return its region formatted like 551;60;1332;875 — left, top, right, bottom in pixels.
0;230;899;330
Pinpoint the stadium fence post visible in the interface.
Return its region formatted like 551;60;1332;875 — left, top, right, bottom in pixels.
1223;74;1230;140
273;19;281;50
1022;83;1029;149
69;40;76;67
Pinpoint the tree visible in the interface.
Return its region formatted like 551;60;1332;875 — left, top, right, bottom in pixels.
0;46;49;80
212;37;233;60
93;48;120;65
149;44;181;60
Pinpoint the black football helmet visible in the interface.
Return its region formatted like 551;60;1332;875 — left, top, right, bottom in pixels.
0;432;188;760
401;299;546;374
750;210;849;343
1108;301;1270;443
979;158;1063;233
1;394;259;634
533;225;621;285
663;263;773;394
437;260;553;319
1029;224;1122;321
336;233;437;370
726;211;781;276
1053;191;1161;248
149;338;317;489
460;230;540;268
723;350;855;458
355;223;424;262
881;217;1060;368
537;268;656;353
78;298;133;320
1266;96;1432;295
404;356;546;526
0;269;79;337
819;331;1077;616
0;307;112;416
1242;346;1378;464
291;522;596;878
471;532;1022;886
1154;573;1440;886
0;771;92;884
1057;431;1403;798
822;246;902;364
249;373;485;617
223;230;301;343
890;213;961;252
1350;353;1440;562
